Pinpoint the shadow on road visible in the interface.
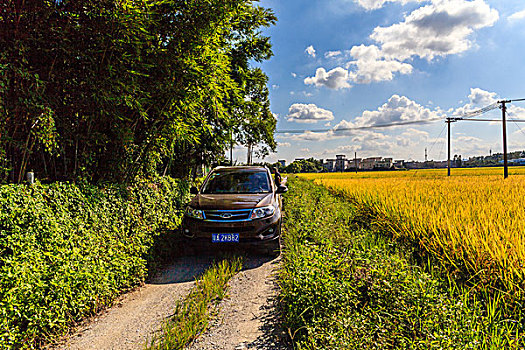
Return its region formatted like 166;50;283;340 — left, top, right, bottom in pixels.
148;243;277;285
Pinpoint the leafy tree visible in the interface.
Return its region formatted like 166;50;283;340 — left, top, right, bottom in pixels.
0;0;276;183
226;3;277;160
284;158;325;173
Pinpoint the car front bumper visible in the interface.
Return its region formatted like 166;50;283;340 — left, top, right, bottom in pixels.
181;212;281;244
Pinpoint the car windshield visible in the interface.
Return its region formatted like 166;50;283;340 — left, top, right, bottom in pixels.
201;170;271;194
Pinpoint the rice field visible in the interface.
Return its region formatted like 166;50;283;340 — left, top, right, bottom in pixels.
300;167;525;299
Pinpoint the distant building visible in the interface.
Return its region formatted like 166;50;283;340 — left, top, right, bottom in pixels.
509;158;525;165
348;157;362;170
376;157;393;169
335;154;347;172
394;160;405;169
434;161;448;168
361;157;382;170
323;159;336;172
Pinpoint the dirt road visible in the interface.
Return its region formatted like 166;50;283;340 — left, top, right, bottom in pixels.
55;252;287;350
187;255;288;350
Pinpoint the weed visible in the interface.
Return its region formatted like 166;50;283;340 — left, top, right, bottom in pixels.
147;256;242;350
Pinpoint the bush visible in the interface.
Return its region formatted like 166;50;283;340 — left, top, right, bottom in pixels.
0;177;189;348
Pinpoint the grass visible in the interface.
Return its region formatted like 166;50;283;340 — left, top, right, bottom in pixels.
146;256;242;350
280;176;524;349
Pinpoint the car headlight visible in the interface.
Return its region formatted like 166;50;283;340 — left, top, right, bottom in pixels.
185;207;204;220
250;205;275;219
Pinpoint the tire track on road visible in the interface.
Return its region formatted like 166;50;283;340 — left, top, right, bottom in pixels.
55;256;216;350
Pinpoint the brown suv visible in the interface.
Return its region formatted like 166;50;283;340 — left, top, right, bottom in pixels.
181;166;287;255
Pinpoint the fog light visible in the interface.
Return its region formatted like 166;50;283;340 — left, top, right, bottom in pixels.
269;228;274;233
184;229;190;234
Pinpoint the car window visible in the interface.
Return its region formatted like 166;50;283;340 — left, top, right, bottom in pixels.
201;170;271;194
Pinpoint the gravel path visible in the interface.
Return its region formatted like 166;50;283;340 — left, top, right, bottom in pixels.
52;249;288;350
186;255;289;350
55;256;216;350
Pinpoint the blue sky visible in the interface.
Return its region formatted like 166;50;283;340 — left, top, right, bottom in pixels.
243;0;525;164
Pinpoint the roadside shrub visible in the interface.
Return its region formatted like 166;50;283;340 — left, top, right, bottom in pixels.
0;177;189;349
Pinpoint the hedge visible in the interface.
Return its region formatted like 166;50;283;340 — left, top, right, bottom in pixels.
0;177;189;349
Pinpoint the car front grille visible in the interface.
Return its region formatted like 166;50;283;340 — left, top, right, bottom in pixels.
201;226;255;233
203;209;252;221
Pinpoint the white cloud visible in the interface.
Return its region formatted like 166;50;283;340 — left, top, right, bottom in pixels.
355;94;443;126
468;88;497;106
300;148;311;153
371;0;499;61
509;9;525;21
508;106;525;120
454;88;499;116
283;130;338;142
278;142;291;147
280;95;442;148
354;0;418;11
291;72;297;78
511;129;525;138
324;50;342;59
304;67;352;90
400;128;430;140
272;84;280;90
457;135;483;143
286;103;335;123
309;0;498;87
305;45;316;58
347;45;413;83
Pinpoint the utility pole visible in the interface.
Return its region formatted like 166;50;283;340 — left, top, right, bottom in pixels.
246;143;252;165
445;117;459;177
446;118;452;177
500;100;510;179
230;129;234;166
425;148;428;162
354;152;358;174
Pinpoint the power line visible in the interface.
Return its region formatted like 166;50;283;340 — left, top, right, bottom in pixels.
427;123;447;158
275;117;443;134
456;102;499;119
512;120;525;138
454;98;525;119
454;118;525;122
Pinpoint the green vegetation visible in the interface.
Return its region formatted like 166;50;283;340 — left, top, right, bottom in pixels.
282;158;324;173
147;257;242;350
0;0;276;183
1;1;276;347
280;177;523;349
0;177;189;348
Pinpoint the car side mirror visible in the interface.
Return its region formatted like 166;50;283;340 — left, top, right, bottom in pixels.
276;185;288;194
190;186;199;195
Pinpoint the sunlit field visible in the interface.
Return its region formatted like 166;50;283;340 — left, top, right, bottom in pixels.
300;167;525;299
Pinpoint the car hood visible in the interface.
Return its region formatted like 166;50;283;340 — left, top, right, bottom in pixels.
190;193;273;210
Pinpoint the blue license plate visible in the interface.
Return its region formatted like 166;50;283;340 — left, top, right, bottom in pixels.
212;233;239;243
